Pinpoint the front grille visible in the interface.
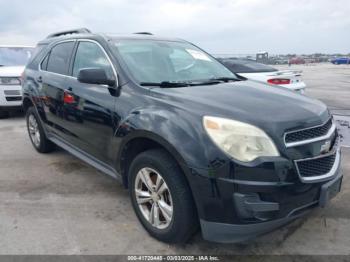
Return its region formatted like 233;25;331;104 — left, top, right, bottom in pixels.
285;118;333;144
296;153;336;178
5;96;22;101
4;90;21;96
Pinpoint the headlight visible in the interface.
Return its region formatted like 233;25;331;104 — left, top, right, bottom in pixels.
203;116;279;162
0;77;21;85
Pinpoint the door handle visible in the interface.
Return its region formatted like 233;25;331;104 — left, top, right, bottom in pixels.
36;76;42;83
63;87;73;95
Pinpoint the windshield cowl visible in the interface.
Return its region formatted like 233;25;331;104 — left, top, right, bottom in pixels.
139;77;241;88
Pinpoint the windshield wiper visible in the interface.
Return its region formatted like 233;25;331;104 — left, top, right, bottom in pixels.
210;77;240;82
140;80;226;87
140;81;191;88
140;78;237;88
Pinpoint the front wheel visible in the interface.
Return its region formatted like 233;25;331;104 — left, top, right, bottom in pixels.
129;149;198;243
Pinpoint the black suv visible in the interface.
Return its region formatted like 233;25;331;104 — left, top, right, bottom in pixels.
22;28;342;243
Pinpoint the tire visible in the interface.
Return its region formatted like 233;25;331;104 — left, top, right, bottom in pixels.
0;110;9;119
26;107;55;153
129;149;198;243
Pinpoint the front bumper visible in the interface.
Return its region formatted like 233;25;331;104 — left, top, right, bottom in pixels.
200;170;342;243
0;85;23;107
201;214;299;243
186;134;342;243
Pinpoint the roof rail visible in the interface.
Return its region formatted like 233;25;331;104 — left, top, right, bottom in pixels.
133;32;153;35
46;28;91;39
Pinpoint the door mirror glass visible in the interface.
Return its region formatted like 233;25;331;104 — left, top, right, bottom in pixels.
77;68;115;86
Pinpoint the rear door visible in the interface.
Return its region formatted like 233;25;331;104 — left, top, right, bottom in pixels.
39;40;76;141
63;40;117;164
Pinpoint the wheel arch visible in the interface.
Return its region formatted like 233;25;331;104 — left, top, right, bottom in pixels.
22;96;34;113
117;130;192;189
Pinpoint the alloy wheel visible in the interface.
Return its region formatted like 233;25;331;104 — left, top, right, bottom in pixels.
134;167;173;229
28;114;41;148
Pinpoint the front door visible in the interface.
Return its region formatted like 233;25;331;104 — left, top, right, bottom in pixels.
64;40;117;164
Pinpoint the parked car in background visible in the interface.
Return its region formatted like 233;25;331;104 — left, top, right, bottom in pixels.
331;57;350;65
289;57;305;64
0;45;34;118
269;58;289;65
304;58;317;64
218;58;306;94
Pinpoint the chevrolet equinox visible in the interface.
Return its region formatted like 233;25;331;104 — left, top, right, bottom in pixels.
22;28;342;243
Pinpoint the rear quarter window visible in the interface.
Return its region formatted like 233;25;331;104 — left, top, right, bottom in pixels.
26;44;48;70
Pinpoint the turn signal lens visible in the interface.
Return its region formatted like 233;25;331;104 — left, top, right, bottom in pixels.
267;78;291;85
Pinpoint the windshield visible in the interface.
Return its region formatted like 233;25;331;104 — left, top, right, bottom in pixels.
112;40;236;84
0;47;34;67
218;58;278;73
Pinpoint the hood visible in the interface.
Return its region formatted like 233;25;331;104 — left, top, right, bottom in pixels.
0;66;25;77
150;80;329;140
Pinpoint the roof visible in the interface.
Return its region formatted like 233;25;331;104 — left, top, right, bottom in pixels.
106;34;185;42
38;28;185;45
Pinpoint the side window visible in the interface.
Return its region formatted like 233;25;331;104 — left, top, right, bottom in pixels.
46;42;75;75
73;41;114;78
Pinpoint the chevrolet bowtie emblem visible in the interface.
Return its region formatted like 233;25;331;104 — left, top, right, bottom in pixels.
320;140;331;154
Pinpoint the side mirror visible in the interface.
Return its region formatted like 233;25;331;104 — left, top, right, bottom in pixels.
77;68;116;87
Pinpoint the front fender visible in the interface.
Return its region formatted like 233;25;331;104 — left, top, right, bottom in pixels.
114;107;233;221
115;107;215;169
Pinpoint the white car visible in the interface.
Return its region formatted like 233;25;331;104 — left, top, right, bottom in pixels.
0;45;34;118
218;58;306;94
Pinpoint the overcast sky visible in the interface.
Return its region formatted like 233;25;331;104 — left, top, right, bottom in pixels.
0;0;349;54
